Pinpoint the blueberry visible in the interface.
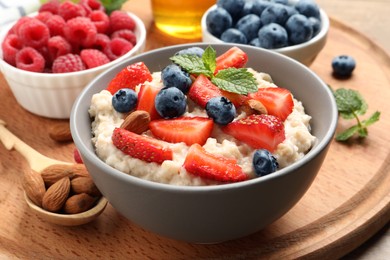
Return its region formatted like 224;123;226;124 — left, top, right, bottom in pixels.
235;14;262;42
206;96;236;125
175;47;204;57
270;0;288;4
217;0;245;22
295;0;320;19
155;87;187;119
206;7;233;38
252;149;278;177
308;17;321;36
249;37;261;47
161;64;192;94
240;1;254;17
258;23;288;49
260;4;290;26
221;28;247;44
285;14;313;45
112;88;137;113
332;55;356;77
251;0;272;17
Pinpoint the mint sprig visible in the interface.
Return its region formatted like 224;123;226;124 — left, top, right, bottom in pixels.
170;46;257;95
333;88;380;141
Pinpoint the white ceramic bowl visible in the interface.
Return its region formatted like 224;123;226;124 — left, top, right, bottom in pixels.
70;43;337;243
0;12;146;119
201;4;329;66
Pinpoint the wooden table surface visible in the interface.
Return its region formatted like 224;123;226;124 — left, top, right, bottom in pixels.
315;1;390;259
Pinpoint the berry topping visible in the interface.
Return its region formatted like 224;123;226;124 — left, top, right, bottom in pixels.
73;148;84;164
332;55;356;78
104;37;134;61
106;62;152;94
183;143;248;182
80;49;110;69
112;88;138;113
112;127;173;164
252;149;279;177
161;64;192;94
17;18;50;49
175;47;204;57
206;96;236;125
215;46;248;72
222;114;285;151
155;87;187;119
136;83;162;121
52;53;86;73
248;87;294;121
15;47;45;72
149;117;214;146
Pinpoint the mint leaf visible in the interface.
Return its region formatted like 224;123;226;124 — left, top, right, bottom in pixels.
336;125;359;141
171;46;258;95
100;0;127;14
213;68;258;95
334;88;366;119
362;111;380;127
202;46;216;74
170;55;212;77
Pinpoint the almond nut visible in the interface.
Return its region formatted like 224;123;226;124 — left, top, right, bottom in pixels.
23;170;46;207
42;177;70;212
63;193;96;214
120;110;151;134
70;164;90;179
49;122;72;142
71;176;101;197
41;164;74;186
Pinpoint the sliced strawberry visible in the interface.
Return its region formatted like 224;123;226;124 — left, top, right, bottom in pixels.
149;117;214;146
136;83;161;120
106;62;152;94
248;87;294;121
215;46;248;73
188;74;244;108
112;127;172;164
183;144;248;182
222;114;285;152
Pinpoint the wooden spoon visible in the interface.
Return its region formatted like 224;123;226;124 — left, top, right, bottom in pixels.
0;119;107;226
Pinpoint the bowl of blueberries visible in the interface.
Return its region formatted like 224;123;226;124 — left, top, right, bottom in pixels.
202;0;329;66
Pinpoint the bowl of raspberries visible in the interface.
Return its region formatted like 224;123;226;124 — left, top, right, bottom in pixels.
202;0;329;66
0;0;146;119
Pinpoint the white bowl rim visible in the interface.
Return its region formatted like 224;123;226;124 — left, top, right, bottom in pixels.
201;4;330;53
71;42;338;193
0;11;146;78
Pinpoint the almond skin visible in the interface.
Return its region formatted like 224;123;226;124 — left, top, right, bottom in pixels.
49;122;72;142
63;193;96;214
71;176;101;197
120;110;150;134
23;170;46;207
42;177;70;212
41;164;90;186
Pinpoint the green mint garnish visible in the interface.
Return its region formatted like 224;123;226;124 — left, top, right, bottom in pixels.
170;46;257;95
332;87;380;141
40;0;127;14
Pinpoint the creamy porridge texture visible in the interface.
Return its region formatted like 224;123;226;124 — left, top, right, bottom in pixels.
89;59;316;186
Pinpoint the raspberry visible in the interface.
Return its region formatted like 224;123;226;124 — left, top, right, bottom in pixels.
58;1;86;21
1;34;23;66
80;0;105;15
104;38;133;61
46;15;66;37
10;16;34;35
73;148;83;164
80;49;110;69
89;10;110;34
39;0;60;14
52;53;86;73
111;29;137;45
48;36;72;61
64;17;97;47
36;11;53;23
17;18;50;49
15;47;45;72
109;10;136;32
92;33;110;51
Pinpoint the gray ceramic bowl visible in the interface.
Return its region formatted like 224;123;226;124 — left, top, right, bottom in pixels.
70;43;337;243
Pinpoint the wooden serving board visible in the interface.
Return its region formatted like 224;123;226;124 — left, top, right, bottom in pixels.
1;3;389;259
